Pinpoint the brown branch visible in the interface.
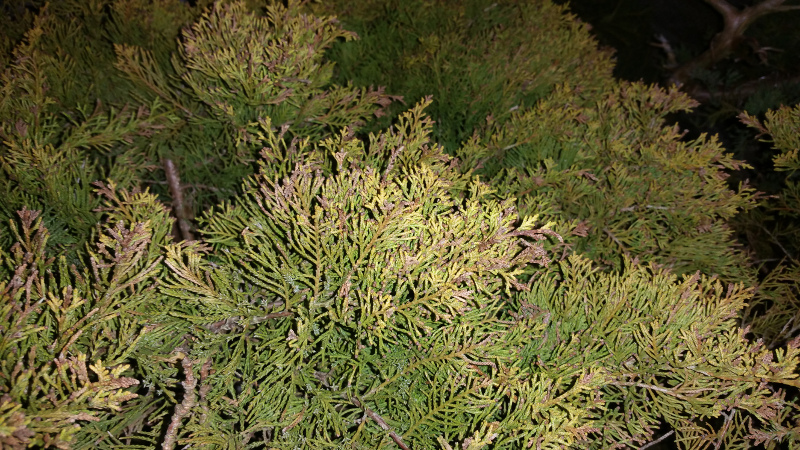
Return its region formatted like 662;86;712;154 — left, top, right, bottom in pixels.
162;357;197;450
640;430;675;450
603;228;628;255
196;358;213;426
163;159;194;242
669;0;800;95
350;396;409;450
714;409;736;450
652;35;678;69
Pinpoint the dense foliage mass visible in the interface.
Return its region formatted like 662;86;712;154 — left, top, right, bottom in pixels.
1;0;799;448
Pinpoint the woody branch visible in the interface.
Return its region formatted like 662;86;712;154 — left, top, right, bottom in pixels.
668;0;800;101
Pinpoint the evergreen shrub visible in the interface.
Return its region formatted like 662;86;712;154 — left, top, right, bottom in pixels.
317;0;758;282
0;0;393;260
1;0;799;448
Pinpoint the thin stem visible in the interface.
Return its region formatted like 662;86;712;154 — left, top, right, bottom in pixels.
350;396;409;450
639;430;675;450
669;0;800;96
162;357;197;450
163;158;194;242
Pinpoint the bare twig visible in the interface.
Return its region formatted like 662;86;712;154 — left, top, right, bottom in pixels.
197;358;212;427
652;34;678;69
163;158;194;242
603;228;628;254
668;0;800;99
758;222;795;261
350;396;410;450
162;357;197;450
639;430;675;450
714;409;737;450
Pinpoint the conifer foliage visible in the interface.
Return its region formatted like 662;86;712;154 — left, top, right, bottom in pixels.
1;0;800;448
739;105;800;350
0;0;392;261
